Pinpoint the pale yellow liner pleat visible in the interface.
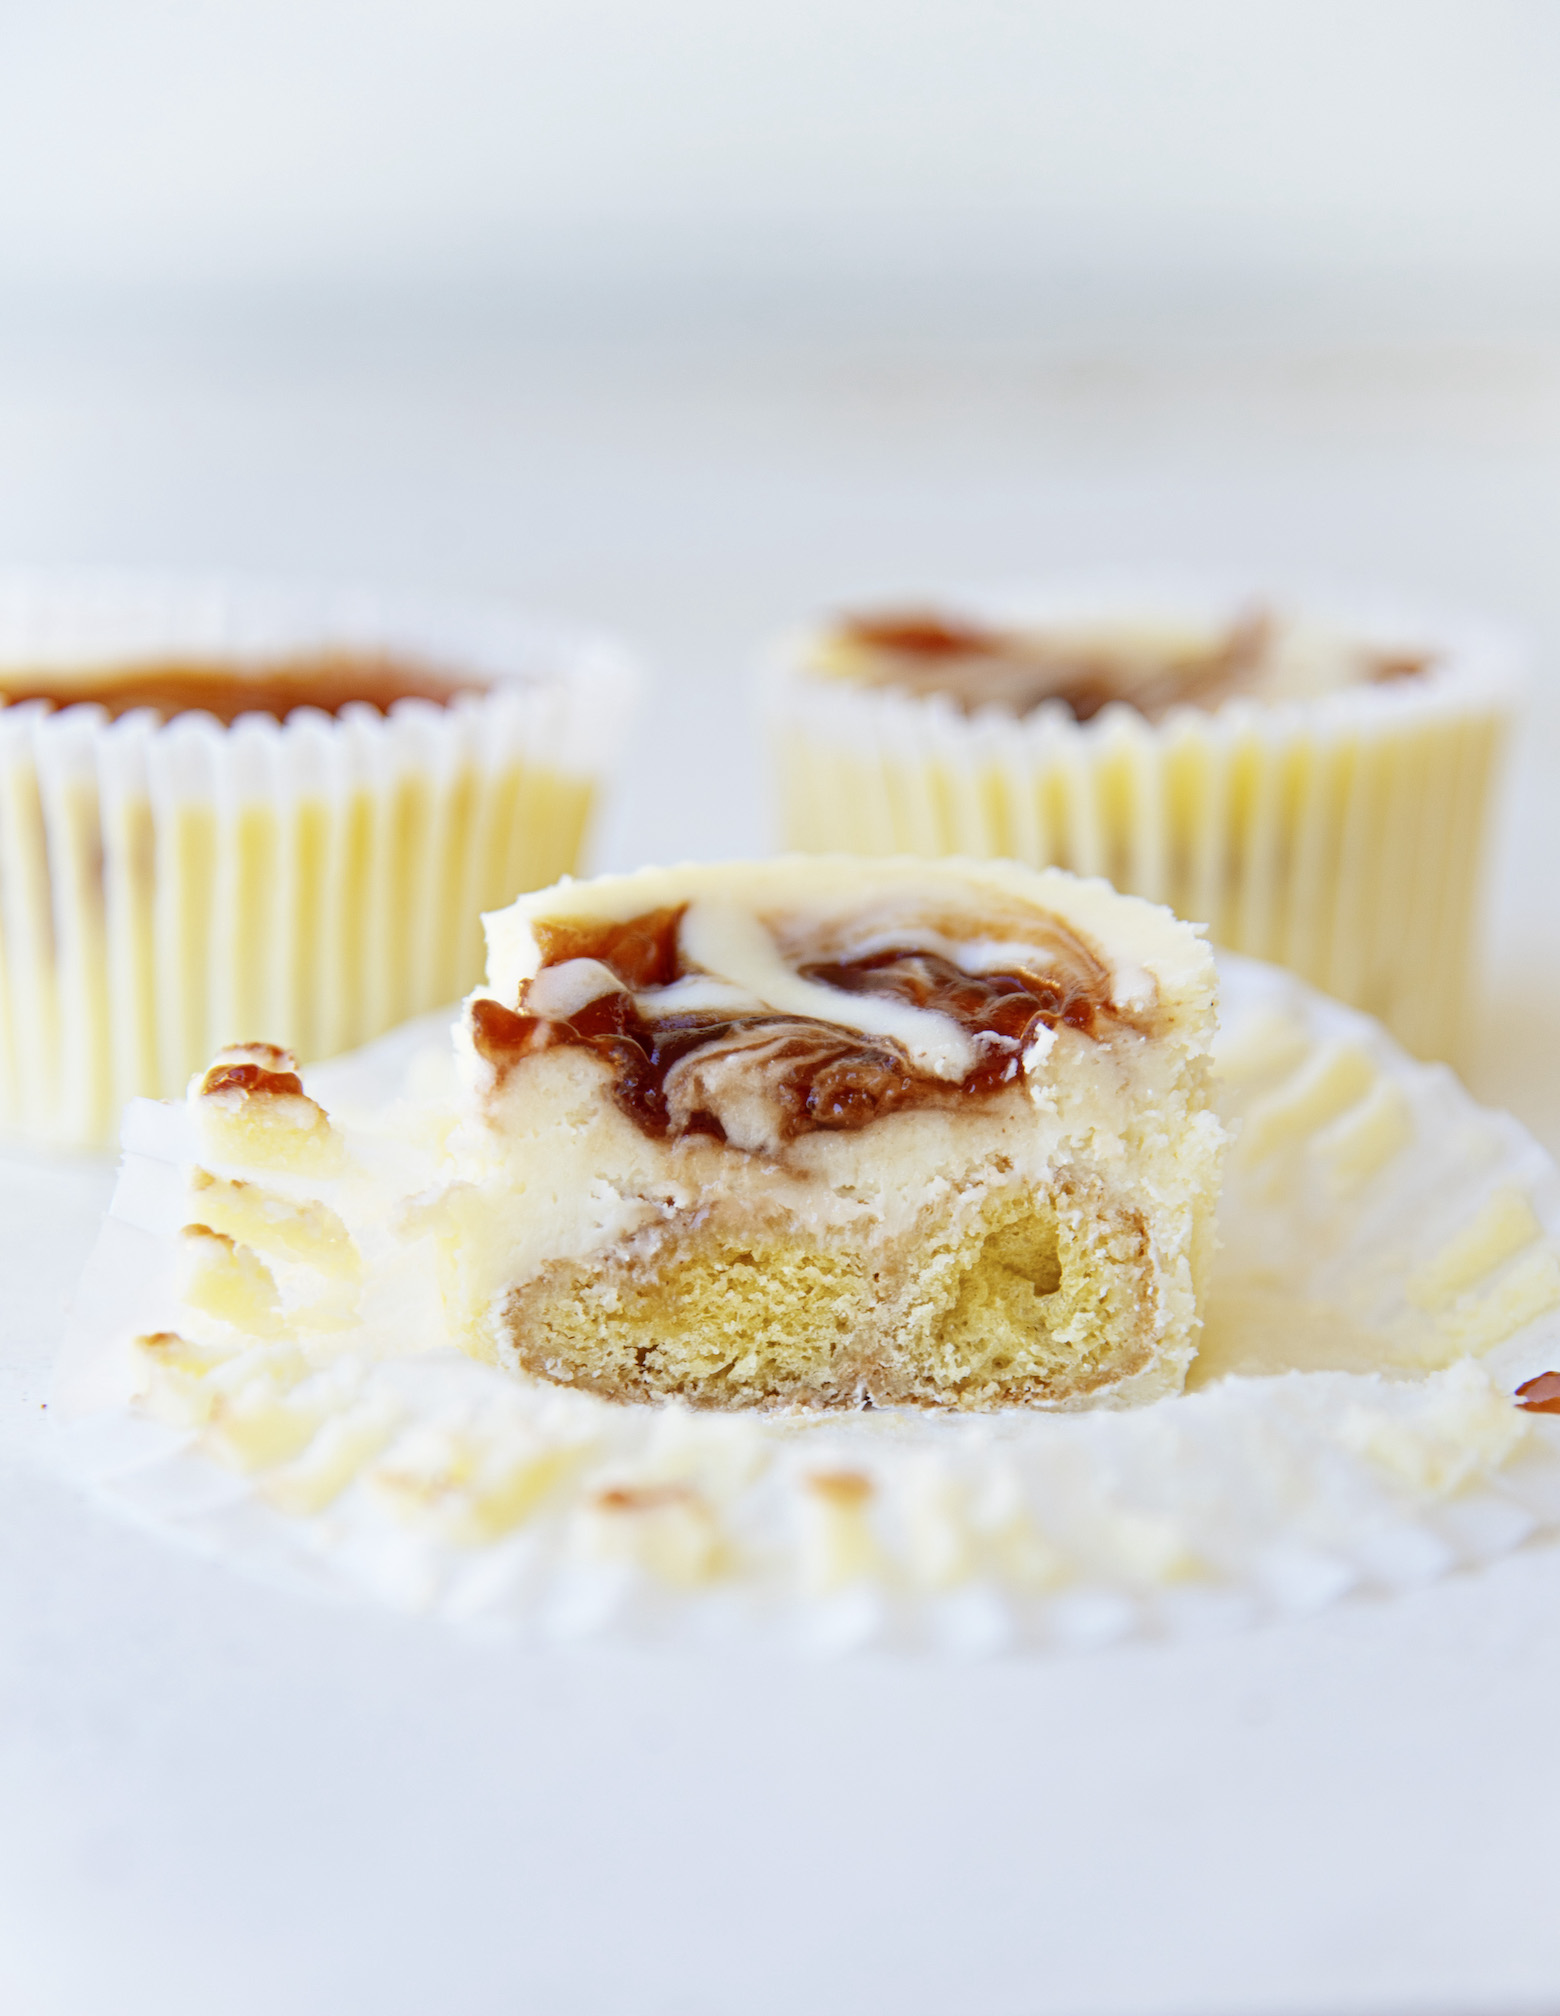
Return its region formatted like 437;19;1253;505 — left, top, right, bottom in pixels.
0;705;59;1136
37;710;113;1142
0;686;610;1146
101;712;161;1125
149;721;219;1099
280;711;334;1063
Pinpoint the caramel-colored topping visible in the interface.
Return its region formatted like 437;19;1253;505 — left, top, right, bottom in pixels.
200;1061;305;1101
0;649;492;725
1516;1371;1560;1414
533;907;685;989
594;1483;698;1515
806;1469;874;1507
841;614;1001;661
198;1043;308;1102
831;607;1431;724
472;903;1122;1149
199;1043;306;1100
1372;654;1434;684
218;1040;294;1069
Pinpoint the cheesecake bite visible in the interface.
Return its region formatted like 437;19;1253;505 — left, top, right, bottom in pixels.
0;572;634;1147
437;856;1226;1411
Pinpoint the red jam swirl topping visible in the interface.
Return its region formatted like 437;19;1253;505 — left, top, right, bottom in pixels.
532;907;685;989
832;607;1430;724
471;902;1121;1149
0;650;493;726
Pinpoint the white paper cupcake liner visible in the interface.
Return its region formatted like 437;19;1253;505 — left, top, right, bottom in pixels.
0;572;638;1147
768;578;1521;1064
50;951;1560;1656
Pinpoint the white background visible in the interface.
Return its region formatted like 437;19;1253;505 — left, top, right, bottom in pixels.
4;6;1560;2010
3;0;1560;285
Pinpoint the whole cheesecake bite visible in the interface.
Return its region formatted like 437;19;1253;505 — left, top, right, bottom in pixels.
0;572;634;1147
438;856;1227;1411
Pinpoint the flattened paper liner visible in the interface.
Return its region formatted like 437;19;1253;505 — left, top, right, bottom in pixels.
768;579;1520;1063
0;572;637;1147
52;954;1560;1655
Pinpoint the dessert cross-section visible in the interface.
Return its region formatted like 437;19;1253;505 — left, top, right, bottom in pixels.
438;856;1227;1410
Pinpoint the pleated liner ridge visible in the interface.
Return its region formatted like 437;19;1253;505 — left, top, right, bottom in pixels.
0;675;624;1147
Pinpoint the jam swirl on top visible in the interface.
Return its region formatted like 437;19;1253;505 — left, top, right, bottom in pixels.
830;607;1431;725
470;901;1125;1150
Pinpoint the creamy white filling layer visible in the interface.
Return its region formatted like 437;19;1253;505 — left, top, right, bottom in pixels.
677;897;978;1078
453;1016;1210;1289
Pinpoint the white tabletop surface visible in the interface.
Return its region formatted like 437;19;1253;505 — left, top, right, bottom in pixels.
4;293;1560;2015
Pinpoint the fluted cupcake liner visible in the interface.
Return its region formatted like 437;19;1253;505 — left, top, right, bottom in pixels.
49;952;1560;1655
769;584;1520;1062
0;574;636;1147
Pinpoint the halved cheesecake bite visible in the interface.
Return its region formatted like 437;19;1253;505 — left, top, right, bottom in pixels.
436;856;1226;1411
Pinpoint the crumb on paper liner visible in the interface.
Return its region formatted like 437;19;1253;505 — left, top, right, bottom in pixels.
51;954;1560;1656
